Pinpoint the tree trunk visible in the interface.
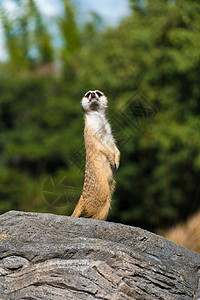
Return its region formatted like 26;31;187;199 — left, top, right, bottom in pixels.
0;211;199;299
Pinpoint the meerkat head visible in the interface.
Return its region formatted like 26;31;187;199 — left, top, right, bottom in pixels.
81;90;108;114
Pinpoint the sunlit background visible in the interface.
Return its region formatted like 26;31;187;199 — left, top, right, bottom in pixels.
0;0;200;253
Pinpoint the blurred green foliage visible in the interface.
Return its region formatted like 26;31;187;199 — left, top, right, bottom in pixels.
0;0;200;232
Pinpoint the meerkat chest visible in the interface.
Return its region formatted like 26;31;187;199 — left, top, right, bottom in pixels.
86;112;113;144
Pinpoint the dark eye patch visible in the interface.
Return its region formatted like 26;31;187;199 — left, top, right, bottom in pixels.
96;91;103;97
85;92;91;98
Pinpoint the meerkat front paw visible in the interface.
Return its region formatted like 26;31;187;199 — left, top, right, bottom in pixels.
110;149;120;172
114;149;120;171
108;153;117;172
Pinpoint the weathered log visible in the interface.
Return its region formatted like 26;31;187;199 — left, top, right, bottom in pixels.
0;211;199;299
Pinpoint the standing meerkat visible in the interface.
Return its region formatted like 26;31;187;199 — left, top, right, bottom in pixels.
71;90;120;220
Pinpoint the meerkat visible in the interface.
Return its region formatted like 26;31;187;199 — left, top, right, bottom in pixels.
71;90;120;220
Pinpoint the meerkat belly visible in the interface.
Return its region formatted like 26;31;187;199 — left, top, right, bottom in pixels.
98;153;114;185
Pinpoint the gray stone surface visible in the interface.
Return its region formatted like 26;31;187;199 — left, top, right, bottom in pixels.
0;210;199;299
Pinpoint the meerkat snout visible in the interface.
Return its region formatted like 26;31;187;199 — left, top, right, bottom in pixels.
91;92;96;99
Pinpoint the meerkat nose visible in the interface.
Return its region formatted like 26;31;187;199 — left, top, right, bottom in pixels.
91;92;96;99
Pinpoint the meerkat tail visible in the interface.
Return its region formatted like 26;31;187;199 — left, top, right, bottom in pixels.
71;196;84;218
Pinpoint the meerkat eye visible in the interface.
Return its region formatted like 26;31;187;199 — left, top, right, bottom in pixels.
85;92;91;98
96;91;103;97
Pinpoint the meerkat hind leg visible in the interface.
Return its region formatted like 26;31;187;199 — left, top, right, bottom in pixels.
71;200;110;220
91;202;110;221
71;197;93;218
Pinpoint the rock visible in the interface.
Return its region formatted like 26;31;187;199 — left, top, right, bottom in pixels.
3;256;30;270
0;210;199;300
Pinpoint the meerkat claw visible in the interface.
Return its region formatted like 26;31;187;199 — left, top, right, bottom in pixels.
111;163;118;172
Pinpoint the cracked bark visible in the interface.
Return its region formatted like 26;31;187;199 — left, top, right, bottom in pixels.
0;211;200;300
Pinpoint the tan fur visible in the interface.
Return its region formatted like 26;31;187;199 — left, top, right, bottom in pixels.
71;90;120;220
162;210;200;254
